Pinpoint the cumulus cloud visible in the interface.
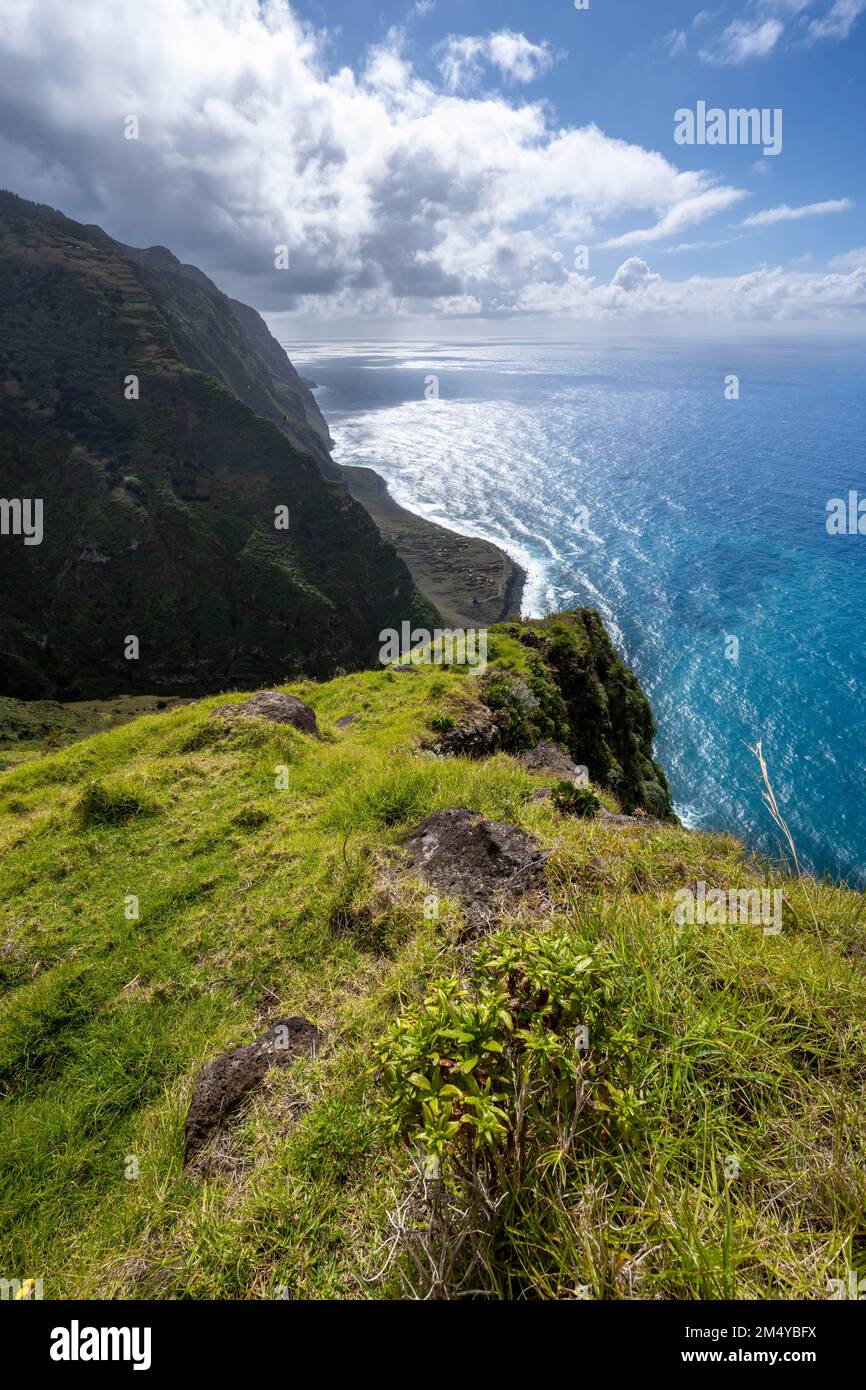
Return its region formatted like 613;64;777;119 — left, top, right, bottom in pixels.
828;246;866;269
481;255;866;324
0;0;861;326
504;258;866;322
0;0;746;318
739;198;853;227
609;258;662;294
437;30;556;91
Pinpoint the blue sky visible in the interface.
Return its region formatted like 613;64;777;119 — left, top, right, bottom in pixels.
0;0;864;329
296;0;866;284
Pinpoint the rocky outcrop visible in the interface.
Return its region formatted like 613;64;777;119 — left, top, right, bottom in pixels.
428;708;501;759
485;612;675;818
403;808;548;925
184;1016;322;1163
212;690;318;735
519;741;581;780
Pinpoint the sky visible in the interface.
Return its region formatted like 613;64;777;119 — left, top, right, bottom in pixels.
0;0;864;333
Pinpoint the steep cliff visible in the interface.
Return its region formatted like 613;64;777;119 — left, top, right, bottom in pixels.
0;191;435;697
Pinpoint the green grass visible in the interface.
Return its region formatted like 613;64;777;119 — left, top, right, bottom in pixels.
0;695;192;770
0;664;864;1299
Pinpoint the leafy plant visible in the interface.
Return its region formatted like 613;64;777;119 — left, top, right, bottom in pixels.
551;780;600;818
375;926;643;1295
377;929;640;1156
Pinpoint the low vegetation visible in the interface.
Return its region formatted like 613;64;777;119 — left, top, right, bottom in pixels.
0;625;863;1300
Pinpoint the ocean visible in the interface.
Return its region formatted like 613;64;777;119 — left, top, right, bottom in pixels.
291;336;866;885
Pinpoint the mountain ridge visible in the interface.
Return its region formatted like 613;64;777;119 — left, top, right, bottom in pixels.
0;190;436;698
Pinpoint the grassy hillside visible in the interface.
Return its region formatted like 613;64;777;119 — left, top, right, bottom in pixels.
0;618;863;1300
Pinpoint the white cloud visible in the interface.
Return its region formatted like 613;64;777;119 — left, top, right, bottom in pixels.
0;0;860;326
0;0;748;318
664;29;687;56
699;18;784;64
601;187;748;249
739;198;853;227
808;0;866;40
480;257;866;323
662;238;738;254
828;246;866;269
609;257;662;293
699;0;863;62
437;30;556;91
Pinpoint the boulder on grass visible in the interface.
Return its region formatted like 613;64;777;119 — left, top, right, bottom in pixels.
403;807;548;926
184;1016;322;1163
520;741;581;780
428;708;501;759
211;690;318;735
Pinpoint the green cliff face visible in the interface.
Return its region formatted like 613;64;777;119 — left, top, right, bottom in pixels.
0;191;436;698
485;610;674;817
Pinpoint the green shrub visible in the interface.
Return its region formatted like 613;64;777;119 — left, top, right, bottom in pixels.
376;926;642;1295
551;781;600;818
479;665;568;753
377;927;638;1160
478;670;539;750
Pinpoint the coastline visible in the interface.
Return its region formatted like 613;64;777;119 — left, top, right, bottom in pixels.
340;463;526;628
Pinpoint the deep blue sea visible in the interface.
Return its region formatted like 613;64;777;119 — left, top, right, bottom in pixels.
291;337;866;885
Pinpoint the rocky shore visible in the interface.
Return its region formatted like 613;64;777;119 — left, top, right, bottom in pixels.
340;463;526;629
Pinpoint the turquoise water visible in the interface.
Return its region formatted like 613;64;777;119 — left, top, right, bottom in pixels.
293;337;866;884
